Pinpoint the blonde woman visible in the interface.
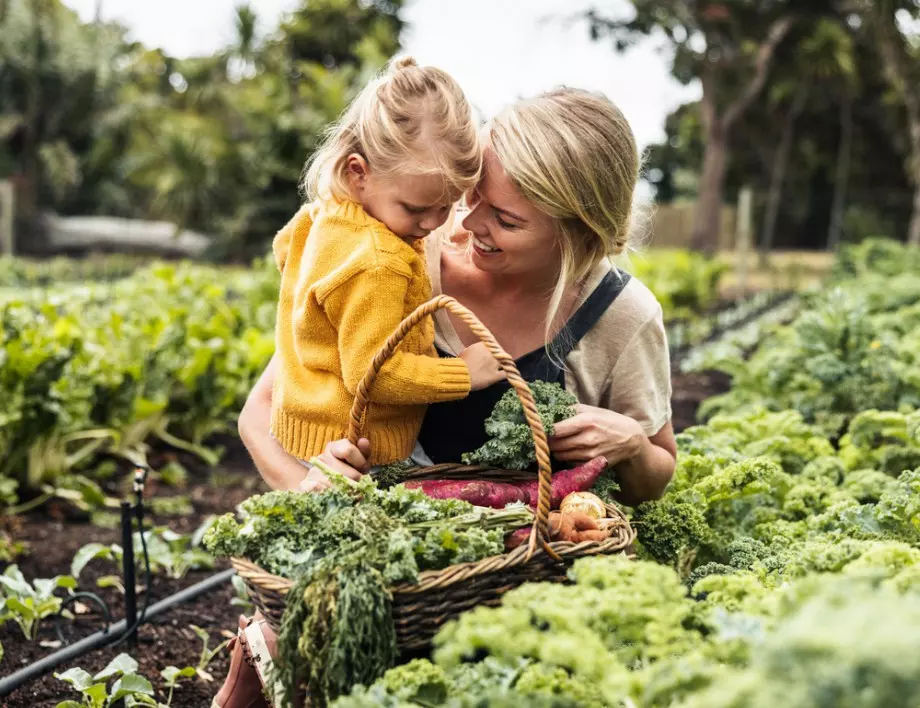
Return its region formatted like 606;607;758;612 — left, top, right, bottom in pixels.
218;87;677;707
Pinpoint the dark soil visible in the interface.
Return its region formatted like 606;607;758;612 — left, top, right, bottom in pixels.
671;369;732;433
2;442;267;708
1;365;728;706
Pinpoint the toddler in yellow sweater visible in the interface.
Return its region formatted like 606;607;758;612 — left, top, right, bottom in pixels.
270;57;502;469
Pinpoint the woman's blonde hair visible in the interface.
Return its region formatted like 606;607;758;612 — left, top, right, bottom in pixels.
304;56;481;203
487;87;641;344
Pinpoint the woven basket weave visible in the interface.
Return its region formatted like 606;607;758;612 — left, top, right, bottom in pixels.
233;295;636;652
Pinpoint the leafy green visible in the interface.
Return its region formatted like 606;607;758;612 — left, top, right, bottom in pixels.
205;471;532;706
461;381;576;470
54;653;157;708
0;564;77;640
72;525;214;580
0;261;277;498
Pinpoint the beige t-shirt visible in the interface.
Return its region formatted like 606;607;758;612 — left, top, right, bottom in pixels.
425;237;673;437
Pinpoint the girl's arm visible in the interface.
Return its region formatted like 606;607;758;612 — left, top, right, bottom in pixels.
238;354;311;491
321;265;475;403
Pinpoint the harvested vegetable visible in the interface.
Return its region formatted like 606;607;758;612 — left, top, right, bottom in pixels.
205;464;533;706
560;492;606;520
505;511;609;549
403;479;529;508
461;381;577;469
405;457;609;510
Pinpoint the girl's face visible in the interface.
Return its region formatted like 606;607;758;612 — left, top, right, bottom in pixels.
460;145;560;281
347;155;456;241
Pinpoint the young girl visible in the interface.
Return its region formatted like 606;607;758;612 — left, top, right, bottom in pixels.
212;58;502;708
269;56;503;473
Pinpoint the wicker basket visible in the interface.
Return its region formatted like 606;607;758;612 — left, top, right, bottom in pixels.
233;295;637;652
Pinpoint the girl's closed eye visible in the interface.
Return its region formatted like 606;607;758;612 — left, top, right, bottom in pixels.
402;203;427;215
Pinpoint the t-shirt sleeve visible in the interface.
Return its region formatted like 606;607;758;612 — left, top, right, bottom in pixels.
603;304;672;437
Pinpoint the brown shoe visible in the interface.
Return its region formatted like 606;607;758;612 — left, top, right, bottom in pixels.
211;615;271;708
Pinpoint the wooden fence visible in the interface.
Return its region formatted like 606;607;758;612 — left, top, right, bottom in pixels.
0;180;13;256
645;201;737;250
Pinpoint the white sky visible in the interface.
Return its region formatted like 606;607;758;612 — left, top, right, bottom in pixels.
63;0;700;151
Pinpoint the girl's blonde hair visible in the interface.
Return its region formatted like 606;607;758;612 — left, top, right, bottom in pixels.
486;87;641;344
304;56;481;203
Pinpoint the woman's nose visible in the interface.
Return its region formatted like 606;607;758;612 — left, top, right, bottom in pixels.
461;202;487;234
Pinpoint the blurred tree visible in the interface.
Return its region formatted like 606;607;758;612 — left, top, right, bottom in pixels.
0;0;126;235
760;18;857;256
644;24;914;251
586;1;814;251
852;0;920;245
0;0;405;258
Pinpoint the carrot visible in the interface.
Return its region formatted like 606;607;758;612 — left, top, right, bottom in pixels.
405;456;609;510
505;510;608;550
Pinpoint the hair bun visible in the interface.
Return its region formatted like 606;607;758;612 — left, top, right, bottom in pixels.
391;56;418;73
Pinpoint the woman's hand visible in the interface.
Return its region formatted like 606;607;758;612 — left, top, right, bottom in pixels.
299;438;372;493
549;404;644;465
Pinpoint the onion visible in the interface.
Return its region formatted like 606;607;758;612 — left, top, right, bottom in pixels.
560;491;606;520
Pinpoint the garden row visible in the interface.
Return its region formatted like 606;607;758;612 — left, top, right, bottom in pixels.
328;239;920;707
0;249;729;515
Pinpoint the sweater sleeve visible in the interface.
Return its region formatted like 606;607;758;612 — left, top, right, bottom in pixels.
321;265;472;404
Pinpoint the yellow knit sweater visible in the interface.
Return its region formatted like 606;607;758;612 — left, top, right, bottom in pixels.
270;199;471;465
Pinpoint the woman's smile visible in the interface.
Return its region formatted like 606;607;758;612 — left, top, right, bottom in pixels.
472;234;501;255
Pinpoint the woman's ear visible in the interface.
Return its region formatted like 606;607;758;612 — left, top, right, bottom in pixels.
346;153;369;194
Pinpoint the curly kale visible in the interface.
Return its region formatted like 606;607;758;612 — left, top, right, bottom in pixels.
633;456;788;572
682;577;920;708
435;555;699;677
461;381;576;470
333;658;586;708
633;498;712;567
874;467;920;544
838;409;920;475
205;474;529;707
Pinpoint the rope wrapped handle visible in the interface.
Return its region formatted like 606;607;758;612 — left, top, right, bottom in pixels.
346;295;556;559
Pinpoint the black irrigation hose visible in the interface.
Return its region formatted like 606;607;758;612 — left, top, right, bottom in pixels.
0;569;236;697
0;465;233;698
110;469;154;649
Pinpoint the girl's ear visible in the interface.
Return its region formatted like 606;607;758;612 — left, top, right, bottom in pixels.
346;153;369;193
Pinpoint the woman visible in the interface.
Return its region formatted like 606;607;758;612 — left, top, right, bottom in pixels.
214;87;676;708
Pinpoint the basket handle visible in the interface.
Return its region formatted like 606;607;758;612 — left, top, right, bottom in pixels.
346;295;556;558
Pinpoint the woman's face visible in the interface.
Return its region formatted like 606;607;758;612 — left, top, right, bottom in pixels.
461;145;560;281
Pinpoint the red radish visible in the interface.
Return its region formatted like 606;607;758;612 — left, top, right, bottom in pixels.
505;526;531;550
405;456;608;510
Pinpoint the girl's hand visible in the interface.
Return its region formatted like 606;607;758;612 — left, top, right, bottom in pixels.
459;342;505;391
549;404;644;465
299;438;372;493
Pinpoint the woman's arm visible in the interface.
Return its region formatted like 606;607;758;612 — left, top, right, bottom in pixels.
549;405;676;506
611;421;677;506
238;354;311;491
